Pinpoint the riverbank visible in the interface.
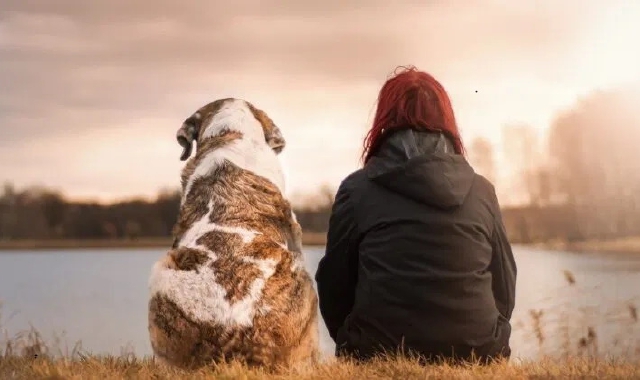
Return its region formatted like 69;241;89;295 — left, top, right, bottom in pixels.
1;235;640;254
0;232;328;251
529;236;640;255
1;355;638;379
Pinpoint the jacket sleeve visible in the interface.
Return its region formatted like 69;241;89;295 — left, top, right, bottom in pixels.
488;195;518;321
315;182;359;342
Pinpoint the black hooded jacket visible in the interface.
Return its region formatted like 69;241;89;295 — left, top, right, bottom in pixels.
315;128;517;361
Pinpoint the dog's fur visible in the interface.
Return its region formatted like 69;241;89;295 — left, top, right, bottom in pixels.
147;98;319;370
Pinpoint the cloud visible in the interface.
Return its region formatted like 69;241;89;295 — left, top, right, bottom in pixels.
0;0;621;199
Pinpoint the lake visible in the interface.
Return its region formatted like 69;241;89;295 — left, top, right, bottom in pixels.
1;246;639;361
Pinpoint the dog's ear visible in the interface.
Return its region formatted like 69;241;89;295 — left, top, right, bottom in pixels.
265;121;285;154
247;104;286;154
176;114;201;161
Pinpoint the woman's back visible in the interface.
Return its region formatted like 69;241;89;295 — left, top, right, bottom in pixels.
315;66;516;363
331;129;512;360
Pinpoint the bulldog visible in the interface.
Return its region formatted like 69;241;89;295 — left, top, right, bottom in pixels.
147;98;319;370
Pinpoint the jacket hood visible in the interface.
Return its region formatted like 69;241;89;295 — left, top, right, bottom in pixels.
364;128;475;209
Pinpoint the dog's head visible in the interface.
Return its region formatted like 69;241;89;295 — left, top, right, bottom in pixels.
176;98;285;161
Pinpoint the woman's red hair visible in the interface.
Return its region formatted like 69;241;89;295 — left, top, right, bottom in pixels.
362;66;465;164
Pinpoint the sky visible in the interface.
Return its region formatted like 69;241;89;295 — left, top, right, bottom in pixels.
1;0;640;205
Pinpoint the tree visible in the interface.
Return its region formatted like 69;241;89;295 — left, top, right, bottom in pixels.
501;124;543;206
40;191;67;237
548;87;640;238
125;220;142;240
468;137;496;185
317;184;336;208
0;182;16;239
155;188;181;236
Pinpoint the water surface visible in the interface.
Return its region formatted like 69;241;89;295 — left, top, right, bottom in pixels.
1;246;639;360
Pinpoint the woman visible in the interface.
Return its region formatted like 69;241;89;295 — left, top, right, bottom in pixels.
315;66;517;364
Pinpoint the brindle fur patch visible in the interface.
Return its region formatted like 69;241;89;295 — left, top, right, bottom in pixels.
174;162;297;249
195;230;263;304
169;247;209;271
149;294;247;369
195;230;241;257
209;255;263;304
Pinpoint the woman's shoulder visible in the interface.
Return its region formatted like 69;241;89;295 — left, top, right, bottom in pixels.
472;173;497;194
469;173;502;212
338;168;368;191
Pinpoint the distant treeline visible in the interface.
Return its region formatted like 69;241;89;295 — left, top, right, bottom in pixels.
0;184;332;241
1;181;639;245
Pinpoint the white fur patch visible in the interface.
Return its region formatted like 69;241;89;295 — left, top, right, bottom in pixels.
181;99;285;205
149;200;277;327
178;200;258;246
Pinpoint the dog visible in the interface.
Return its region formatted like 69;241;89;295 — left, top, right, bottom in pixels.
147;98;319;370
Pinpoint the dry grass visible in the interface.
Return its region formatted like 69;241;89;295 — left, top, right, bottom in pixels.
1;316;638;379
1;351;639;380
0;233;327;251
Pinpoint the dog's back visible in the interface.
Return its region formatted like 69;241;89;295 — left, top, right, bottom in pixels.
148;99;318;370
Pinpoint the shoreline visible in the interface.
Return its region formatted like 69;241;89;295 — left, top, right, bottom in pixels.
524;236;640;255
0;232;328;251
0;235;639;254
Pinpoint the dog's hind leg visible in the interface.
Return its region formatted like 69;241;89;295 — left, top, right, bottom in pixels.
283;285;320;370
